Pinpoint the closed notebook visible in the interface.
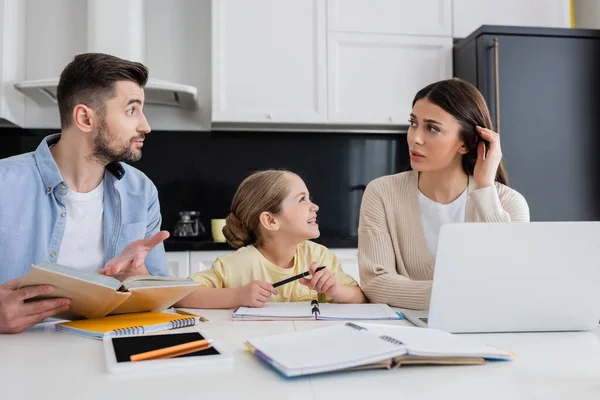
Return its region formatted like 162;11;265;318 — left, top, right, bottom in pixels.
232;301;401;321
19;262;199;319
56;312;203;339
245;322;513;377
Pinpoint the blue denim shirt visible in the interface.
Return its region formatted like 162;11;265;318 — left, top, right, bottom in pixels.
0;134;168;284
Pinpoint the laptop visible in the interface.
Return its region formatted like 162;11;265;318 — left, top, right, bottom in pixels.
403;222;600;333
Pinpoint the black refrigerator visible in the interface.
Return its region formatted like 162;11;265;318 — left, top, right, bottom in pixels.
453;25;600;221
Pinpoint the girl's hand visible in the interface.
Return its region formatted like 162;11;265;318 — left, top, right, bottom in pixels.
473;126;503;189
299;262;338;297
236;280;278;308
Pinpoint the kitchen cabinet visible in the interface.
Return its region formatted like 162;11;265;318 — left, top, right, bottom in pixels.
166;251;191;279
211;0;327;124
0;0;26;127
327;0;452;36
167;248;360;283
452;0;571;38
327;33;452;124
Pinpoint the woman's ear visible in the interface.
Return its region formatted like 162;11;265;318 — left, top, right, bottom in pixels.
458;142;469;155
258;211;279;232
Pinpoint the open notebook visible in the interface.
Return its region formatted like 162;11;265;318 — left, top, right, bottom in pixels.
232;301;401;321
245;322;513;377
56;312;204;339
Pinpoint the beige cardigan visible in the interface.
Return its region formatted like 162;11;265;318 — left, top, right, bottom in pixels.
358;170;530;310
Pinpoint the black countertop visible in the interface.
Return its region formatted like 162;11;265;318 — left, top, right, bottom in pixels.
164;236;358;252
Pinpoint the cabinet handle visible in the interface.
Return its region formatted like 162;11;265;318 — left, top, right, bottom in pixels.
488;37;500;134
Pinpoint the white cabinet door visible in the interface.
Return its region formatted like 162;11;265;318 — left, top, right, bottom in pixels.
328;0;452;37
330;248;359;284
166;251;190;278
189;250;235;276
0;0;26;127
328;33;452;125
453;0;571;38
212;0;327;123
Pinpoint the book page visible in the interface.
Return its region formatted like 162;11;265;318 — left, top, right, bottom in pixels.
33;262;121;290
357;323;512;359
246;323;406;375
111;285;198;315
122;275;194;284
122;279;197;289
233;302;313;319
318;303;399;320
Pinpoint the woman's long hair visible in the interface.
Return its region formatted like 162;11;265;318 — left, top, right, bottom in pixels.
412;78;509;185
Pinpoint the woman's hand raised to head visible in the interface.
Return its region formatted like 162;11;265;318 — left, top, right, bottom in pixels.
473;126;503;189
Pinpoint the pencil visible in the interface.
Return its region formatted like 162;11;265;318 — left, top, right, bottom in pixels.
273;266;326;288
130;338;214;362
175;309;209;321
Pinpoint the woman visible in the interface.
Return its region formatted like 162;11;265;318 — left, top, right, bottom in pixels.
358;78;529;310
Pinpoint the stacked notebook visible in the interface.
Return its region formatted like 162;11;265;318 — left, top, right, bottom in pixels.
245;322;513;377
232;301;401;321
56;312;203;339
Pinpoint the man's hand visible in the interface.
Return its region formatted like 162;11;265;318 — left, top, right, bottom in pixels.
0;279;70;334
99;230;170;280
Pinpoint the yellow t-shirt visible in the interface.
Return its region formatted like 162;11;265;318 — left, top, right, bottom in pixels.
190;240;358;303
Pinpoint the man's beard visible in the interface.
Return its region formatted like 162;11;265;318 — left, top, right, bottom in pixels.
92;119;144;164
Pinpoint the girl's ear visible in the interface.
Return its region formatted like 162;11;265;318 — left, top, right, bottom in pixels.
458;142;469;154
258;211;279;232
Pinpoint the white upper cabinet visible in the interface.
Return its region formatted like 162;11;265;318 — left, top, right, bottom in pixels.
0;0;26;127
453;0;571;38
212;0;327;123
328;34;452;125
328;0;452;36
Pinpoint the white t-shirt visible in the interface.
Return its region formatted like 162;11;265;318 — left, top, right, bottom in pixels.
56;181;105;272
418;188;467;261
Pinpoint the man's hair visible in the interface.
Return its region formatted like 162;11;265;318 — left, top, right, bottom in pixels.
56;53;149;128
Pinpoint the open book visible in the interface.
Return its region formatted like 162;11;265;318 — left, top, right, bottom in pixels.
245;322;513;377
19;262;199;319
232;301;401;321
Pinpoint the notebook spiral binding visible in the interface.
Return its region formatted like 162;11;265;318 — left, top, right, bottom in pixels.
345;322;367;331
379;335;405;346
110;317;197;337
112;326;145;336
170;317;197;329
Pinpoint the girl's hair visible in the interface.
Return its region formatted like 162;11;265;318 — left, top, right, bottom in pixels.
222;170;294;249
412;78;509;186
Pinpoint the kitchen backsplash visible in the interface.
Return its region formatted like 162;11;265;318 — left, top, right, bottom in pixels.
1;128;408;241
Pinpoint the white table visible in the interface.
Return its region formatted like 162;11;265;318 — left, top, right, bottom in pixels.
2;309;600;400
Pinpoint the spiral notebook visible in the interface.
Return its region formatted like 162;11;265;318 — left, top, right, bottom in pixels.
56;312;203;339
232;301;401;321
245;322;513;377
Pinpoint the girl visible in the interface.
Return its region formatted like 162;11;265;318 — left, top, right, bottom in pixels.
358;78;529;310
177;170;366;308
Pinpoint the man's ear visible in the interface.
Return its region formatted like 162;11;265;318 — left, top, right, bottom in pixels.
258;211;279;232
72;104;95;133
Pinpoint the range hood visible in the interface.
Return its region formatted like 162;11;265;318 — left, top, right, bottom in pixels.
14;0;198;110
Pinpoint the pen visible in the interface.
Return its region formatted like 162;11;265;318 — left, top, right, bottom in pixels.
273;266;326;288
130;338;214;362
175;309;209;322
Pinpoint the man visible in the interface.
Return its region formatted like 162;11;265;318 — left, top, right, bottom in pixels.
0;53;170;333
